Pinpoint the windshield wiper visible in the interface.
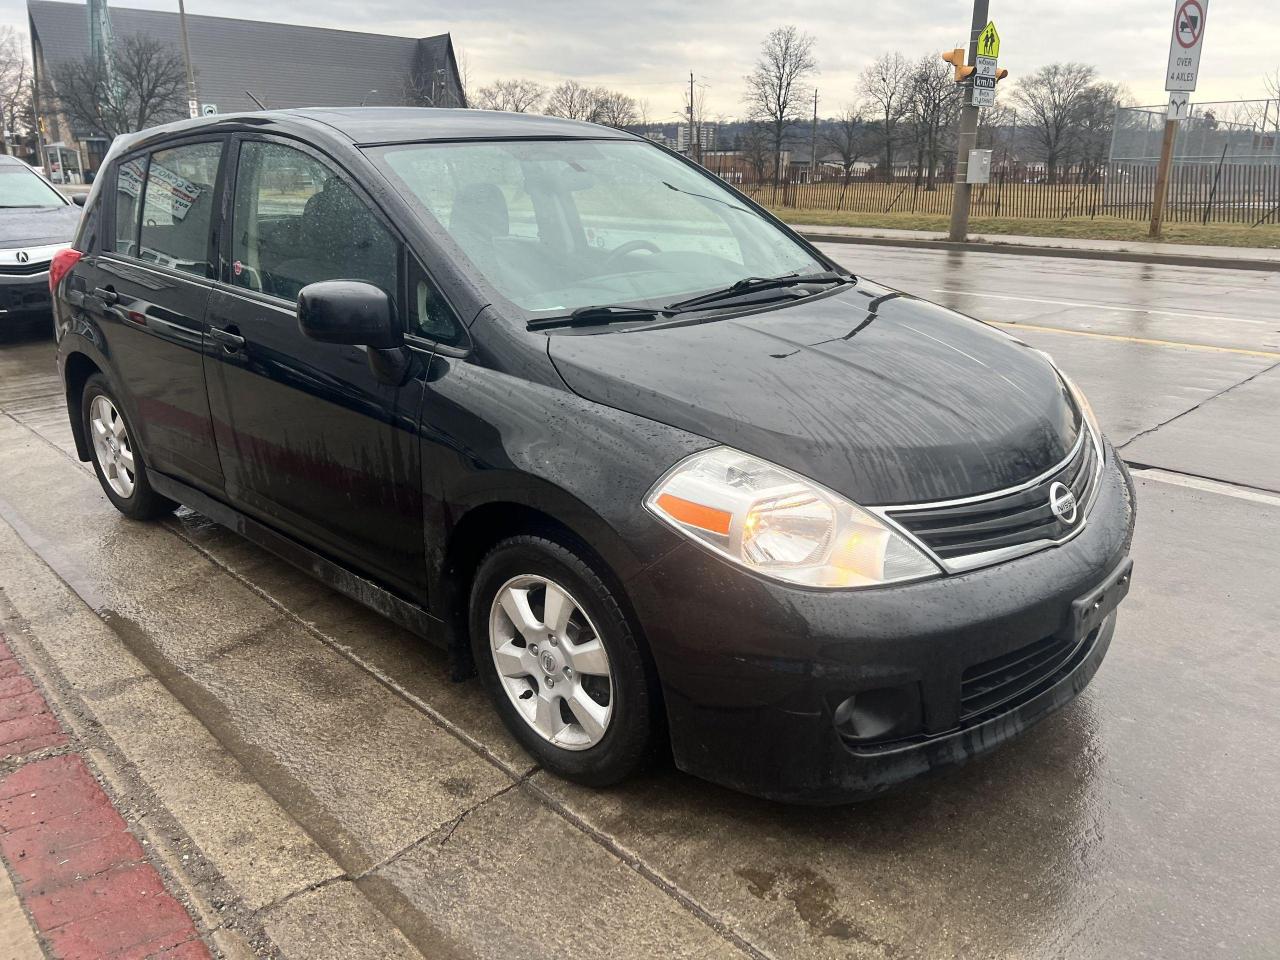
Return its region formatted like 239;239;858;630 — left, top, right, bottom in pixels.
528;304;662;330
665;271;851;314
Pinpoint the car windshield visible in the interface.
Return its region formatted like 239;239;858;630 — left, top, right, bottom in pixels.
368;139;826;316
0;166;66;207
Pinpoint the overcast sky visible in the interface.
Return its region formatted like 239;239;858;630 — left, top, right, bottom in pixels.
3;0;1275;118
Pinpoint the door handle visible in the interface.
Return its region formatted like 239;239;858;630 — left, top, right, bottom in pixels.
209;326;246;352
92;286;118;305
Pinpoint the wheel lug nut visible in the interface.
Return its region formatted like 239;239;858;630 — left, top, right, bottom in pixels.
549;636;558;646
529;644;538;655
563;667;573;679
545;675;555;687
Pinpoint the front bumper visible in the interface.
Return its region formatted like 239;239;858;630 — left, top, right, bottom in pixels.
626;443;1137;804
0;272;53;322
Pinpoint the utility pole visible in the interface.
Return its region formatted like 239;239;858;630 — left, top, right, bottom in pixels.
688;72;696;161
810;88;819;183
177;0;198;118
947;0;989;242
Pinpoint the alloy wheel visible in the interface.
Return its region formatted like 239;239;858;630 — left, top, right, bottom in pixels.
488;574;614;750
89;394;136;499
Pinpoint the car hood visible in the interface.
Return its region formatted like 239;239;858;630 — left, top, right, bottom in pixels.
547;281;1081;506
0;205;80;246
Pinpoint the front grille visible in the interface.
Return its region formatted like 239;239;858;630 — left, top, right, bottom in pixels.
886;431;1100;568
959;628;1095;721
0;261;51;277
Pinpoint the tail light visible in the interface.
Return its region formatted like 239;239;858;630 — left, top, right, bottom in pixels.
49;247;82;293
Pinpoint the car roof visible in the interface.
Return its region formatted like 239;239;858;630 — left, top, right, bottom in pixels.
120;107;639;150
0;155;32;166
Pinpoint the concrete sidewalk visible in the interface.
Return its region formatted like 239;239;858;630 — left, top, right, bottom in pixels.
792;223;1280;271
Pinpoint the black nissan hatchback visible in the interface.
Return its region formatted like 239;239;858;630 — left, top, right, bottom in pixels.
52;109;1135;803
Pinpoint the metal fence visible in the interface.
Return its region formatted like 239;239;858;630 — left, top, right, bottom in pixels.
708;162;1280;226
1111;101;1280;165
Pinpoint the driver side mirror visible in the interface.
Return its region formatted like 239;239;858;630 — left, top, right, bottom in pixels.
298;280;401;349
71;194;87;207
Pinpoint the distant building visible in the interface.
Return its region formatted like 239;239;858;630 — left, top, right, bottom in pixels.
28;0;465;179
644;131;678;151
676;123;717;156
699;149;792;184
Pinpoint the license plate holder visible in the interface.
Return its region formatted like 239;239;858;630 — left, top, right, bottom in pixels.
1071;558;1133;640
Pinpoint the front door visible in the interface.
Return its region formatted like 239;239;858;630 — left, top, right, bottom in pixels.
202;137;428;596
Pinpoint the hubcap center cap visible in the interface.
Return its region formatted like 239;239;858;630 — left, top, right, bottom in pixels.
539;649;561;675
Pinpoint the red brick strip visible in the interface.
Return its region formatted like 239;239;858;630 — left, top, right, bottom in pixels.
0;635;211;959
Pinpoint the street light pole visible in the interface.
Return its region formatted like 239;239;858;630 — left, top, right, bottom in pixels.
177;0;197;118
947;0;990;242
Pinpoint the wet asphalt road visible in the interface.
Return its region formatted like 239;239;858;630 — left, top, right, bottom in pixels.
1;245;1278;959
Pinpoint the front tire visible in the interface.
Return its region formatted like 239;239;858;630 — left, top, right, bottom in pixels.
82;374;176;520
470;534;657;786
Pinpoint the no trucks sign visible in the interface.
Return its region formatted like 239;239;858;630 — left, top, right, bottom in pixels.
1166;0;1208;92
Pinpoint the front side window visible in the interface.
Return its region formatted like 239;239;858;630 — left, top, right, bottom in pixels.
369;139;825;316
230;141;398;303
137;142;222;277
0;165;66;208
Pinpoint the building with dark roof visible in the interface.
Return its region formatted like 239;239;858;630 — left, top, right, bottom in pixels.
28;0;465;179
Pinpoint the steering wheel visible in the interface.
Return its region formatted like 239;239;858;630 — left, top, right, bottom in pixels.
603;239;661;267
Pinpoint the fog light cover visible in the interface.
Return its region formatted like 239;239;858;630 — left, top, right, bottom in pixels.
645;447;940;588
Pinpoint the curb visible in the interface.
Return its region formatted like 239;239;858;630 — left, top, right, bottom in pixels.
796;231;1280;273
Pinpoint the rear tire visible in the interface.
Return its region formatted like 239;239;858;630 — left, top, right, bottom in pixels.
81;373;176;521
470;534;656;786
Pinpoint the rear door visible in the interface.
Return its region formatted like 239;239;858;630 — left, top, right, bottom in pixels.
202;135;431;596
75;140;227;492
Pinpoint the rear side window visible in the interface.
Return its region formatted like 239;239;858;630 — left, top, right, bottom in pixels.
137;142;222;278
230;140;398;302
113;157;145;256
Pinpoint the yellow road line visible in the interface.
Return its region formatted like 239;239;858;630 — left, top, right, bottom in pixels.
991;321;1280;360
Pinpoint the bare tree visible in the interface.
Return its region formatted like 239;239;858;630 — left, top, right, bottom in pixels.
455;49;472;106
1074;81;1129;178
740;121;774;186
1009;62;1097;182
544;80;602;121
977;102;1018;164
474;78;546;113
403;65;464;108
594;89;639;129
822;107;867;176
743;25;817;187
0;27;32;155
822;106;869;209
906;54;960;188
860;52;912;176
50;33;187;139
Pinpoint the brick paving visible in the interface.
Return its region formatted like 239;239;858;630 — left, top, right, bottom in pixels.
0;635;210;959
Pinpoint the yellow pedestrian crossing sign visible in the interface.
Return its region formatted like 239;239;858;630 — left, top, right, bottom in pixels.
978;21;1000;59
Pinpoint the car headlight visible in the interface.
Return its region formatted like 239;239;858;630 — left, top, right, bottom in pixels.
1059;370;1102;448
645;447;941;588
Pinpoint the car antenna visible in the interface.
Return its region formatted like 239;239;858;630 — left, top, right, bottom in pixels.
245;90;268;110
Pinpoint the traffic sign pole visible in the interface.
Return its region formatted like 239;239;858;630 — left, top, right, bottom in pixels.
1151;0;1208;238
947;0;990;242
